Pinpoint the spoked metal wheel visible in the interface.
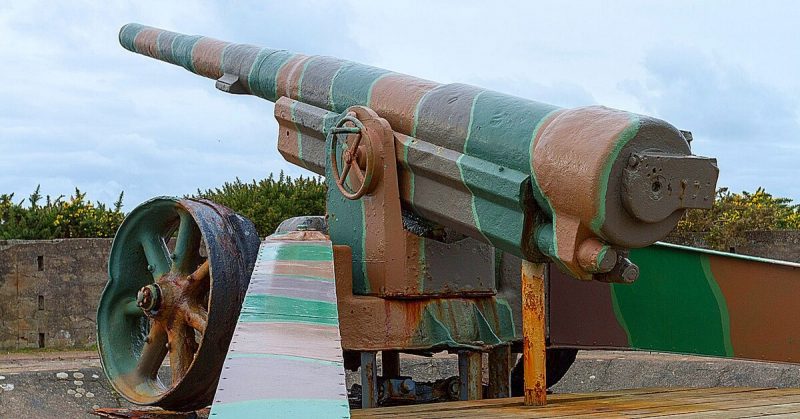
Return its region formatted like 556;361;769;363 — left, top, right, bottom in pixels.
97;197;260;411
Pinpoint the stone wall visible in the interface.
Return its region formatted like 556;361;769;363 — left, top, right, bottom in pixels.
0;239;112;350
665;230;800;263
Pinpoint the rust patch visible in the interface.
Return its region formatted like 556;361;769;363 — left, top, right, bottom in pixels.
521;261;546;406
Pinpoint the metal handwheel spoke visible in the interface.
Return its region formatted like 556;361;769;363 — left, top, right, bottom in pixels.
167;322;198;384
140;234;172;279
329;108;378;200
98;197;260;411
135;321;169;379
339;158;353;185
183;303;208;334
187;259;210;286
350;160;365;184
172;210;202;274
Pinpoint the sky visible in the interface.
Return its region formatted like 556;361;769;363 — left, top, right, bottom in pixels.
1;1;798;209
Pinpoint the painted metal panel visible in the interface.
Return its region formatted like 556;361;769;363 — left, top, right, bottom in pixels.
210;233;349;418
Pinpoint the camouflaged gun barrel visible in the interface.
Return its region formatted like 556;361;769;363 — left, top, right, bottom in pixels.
120;23;719;280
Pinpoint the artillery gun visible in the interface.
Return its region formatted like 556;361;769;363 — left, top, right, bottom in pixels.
96;23;800;417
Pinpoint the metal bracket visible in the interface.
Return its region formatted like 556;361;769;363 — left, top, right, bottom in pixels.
622;152;719;223
215;73;246;94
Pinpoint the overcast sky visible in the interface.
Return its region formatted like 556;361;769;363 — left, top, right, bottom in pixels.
1;1;798;209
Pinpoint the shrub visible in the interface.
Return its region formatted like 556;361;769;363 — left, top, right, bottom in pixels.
193;172;326;236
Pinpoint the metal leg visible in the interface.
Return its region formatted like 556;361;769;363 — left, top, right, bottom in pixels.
382;350;400;378
488;345;511;398
522;261;547;406
458;351;482;401
361;351;378;408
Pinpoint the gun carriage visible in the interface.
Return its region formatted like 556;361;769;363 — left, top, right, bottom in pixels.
94;23;797;417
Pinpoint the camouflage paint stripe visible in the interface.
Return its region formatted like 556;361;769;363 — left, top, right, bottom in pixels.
611;246;733;356
227;352;342;367
246;275;336;302
211;399;348;418
412;84;484;235
457;92;491;243
261;243;333;261
191;37;226;79
211;236;348;418
248;49;294;100
591;117;640;234
299;56;345;110
230;322;344;362
220;43;263;92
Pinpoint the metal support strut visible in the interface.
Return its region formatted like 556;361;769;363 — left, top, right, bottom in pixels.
522;260;547;406
361;352;379;408
458;351;482;401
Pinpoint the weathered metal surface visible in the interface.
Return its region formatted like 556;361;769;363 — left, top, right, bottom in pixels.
549;242;800;363
487;346;511;399
457;351;482;401
333;245;515;352
97;197;259;411
351;387;800;418
521;261;546;406
208;232;349;418
119;23;718;283
361;352;378;409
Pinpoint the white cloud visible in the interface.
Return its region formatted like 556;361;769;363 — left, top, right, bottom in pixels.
0;0;798;210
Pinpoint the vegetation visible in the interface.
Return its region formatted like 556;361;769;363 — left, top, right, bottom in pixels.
672;187;800;250
0;186;124;240
2;179;797;255
193;172;326;236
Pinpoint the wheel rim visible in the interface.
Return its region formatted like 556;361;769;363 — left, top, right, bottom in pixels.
97;197;260;411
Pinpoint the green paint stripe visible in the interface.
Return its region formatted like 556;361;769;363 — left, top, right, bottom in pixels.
260;243;332;261
289;93;309;169
528;109;565;268
613;246;731;356
700;256;734;357
227;352;343;367
240;294;339;325
251;273;334;282
210;398;350;418
609;282;633;345
457;91;491;243
397;135;417;211
365;72;391;107
589;117;640;234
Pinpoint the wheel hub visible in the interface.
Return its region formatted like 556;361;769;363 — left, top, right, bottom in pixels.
136;284;161;312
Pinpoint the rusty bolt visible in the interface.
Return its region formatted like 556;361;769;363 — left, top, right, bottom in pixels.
136;284;161;312
628;155;640;168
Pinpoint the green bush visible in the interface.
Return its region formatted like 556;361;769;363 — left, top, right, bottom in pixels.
193;172;326;236
0;186;125;240
674;187;800;250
